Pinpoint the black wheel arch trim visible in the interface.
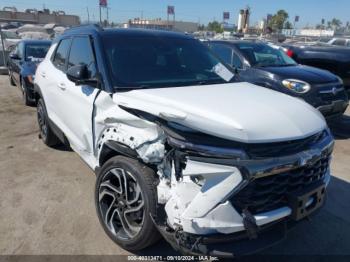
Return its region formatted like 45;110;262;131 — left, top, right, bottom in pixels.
98;140;139;167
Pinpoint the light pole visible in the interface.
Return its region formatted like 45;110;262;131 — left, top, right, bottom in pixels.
0;27;7;68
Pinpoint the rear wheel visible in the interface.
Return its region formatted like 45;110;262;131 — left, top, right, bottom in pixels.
95;156;160;251
37;98;60;147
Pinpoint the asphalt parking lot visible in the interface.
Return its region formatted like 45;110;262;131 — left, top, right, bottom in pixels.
0;74;350;257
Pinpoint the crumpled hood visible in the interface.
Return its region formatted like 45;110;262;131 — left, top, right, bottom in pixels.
115;82;327;143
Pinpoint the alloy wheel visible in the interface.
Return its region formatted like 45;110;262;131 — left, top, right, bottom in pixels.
98;168;145;240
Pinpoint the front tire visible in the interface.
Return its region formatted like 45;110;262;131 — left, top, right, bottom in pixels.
21;78;33;106
95;156;160;251
37;98;60;147
8;69;15;86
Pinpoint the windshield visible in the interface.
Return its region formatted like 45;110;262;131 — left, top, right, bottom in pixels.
236;42;297;67
102;34;235;89
25;44;50;61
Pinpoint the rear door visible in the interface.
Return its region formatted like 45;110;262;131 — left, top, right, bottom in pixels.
55;35;99;154
40;38;72;128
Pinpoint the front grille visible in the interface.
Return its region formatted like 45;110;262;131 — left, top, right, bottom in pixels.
244;131;327;159
318;84;348;103
231;154;330;214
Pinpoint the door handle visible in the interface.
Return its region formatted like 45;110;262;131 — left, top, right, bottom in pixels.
40;72;46;78
57;83;66;90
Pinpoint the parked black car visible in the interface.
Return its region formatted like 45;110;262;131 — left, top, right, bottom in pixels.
208;40;349;119
281;43;350;96
7;40;51;105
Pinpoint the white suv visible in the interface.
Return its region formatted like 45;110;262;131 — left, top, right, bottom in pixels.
34;25;334;257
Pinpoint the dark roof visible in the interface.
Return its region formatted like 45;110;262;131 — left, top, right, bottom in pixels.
210;40;265;45
20;39;52;45
63;24;193;40
101;28;192;39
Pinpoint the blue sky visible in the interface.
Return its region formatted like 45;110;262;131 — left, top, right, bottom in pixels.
1;0;349;27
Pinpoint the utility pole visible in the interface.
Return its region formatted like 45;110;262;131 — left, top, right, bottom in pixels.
167;13;169;30
99;5;102;25
86;7;90;24
106;7;109;26
0;27;7;67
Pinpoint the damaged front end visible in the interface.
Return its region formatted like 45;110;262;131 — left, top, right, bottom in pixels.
95;100;334;258
152;120;333;257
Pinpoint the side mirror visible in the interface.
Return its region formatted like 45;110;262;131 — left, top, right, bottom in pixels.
9;53;20;60
66;64;89;83
66;64;99;87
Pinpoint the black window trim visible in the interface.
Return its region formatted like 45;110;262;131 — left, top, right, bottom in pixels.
210;42;246;69
66;34;99;76
51;36;73;73
230;46;246;69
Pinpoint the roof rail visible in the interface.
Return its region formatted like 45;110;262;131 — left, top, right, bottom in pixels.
64;24;103;34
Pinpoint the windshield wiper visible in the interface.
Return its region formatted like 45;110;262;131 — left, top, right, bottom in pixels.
277;64;296;67
257;64;296;68
195;79;231;85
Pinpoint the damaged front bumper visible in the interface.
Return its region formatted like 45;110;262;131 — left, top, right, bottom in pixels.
153;212;323;258
154;129;334;257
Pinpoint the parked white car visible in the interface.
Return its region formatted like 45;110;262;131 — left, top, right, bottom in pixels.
34;25;334;257
327;37;350;47
0;30;21;50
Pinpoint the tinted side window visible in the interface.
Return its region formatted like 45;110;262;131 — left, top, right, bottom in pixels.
210;44;233;65
68;36;96;78
53;38;71;71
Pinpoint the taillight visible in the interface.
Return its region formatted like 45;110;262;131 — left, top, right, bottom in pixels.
286;49;294;57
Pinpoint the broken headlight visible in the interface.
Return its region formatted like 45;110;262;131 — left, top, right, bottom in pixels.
167;136;248;159
162;122;248;159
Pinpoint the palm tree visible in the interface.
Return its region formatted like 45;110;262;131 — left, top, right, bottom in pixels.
330;18;342;30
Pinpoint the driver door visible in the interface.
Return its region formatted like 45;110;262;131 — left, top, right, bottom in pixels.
55;36;99;155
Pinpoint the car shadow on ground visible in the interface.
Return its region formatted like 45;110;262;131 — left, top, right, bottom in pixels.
136;176;350;259
134;238;180;256
261;176;350;256
51;143;73;152
328;115;350;140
